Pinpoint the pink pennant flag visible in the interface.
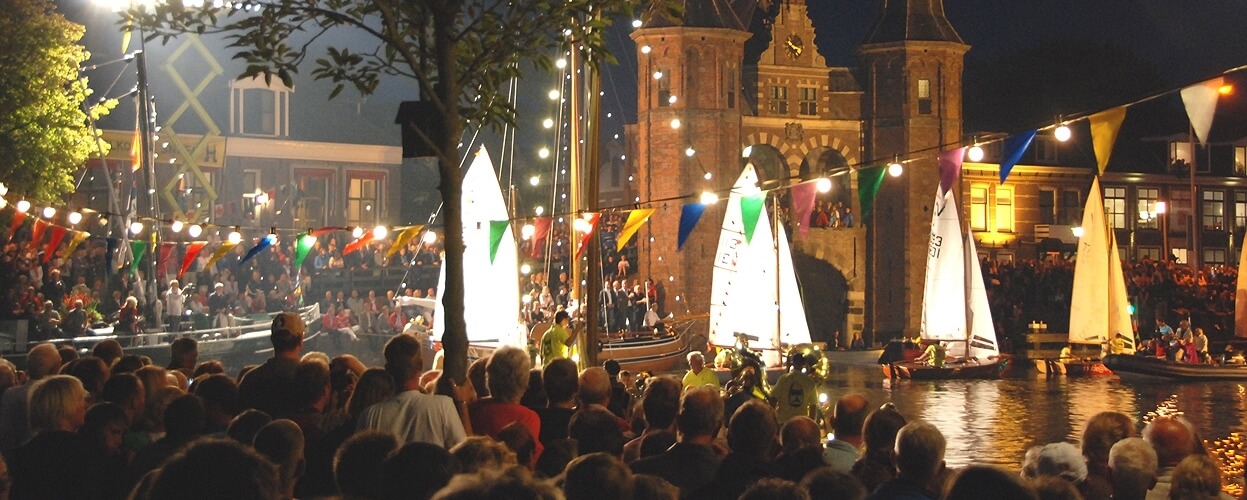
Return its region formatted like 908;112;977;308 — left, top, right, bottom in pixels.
1181;77;1225;146
790;181;818;240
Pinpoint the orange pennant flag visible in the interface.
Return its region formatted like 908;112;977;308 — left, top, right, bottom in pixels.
205;241;238;270
343;233;375;255
1090;106;1127;174
386;225;424;259
616;208;656;253
130;128;142;172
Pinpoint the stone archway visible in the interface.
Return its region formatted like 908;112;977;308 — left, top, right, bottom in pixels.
792;252;849;347
742;144;787;185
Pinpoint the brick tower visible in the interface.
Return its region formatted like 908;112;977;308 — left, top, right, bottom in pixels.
859;0;969;339
629;1;759;319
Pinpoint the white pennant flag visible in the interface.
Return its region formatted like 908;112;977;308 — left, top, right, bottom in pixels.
1180;77;1225;146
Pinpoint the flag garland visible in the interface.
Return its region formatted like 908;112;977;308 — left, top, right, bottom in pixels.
616;208;655;253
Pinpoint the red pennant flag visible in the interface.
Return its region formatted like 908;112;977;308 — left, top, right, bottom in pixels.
530;217;552;258
311;226;344;238
43;226;68;264
574;213;601;259
158;243;175;277
343;233;375;255
6;211;26;241
178;242;207;279
27;220;48;252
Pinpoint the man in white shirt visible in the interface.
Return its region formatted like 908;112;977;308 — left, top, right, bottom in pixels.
357;334;466;448
164;280;186;332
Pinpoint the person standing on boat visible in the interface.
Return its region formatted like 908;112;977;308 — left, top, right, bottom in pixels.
1193;328;1209;364
1174;319;1193;345
1155;318;1173;341
681;351;720;391
538;311;574;365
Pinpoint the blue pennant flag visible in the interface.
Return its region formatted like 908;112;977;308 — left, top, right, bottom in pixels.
240;234;277;265
1000;130;1037;184
678;203;706;250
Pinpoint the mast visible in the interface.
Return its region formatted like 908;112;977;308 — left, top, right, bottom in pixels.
568;19;602;367
773;192;782;356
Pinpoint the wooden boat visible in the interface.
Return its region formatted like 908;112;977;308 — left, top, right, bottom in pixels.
1103;354;1247;381
884;357;1011;380
823;347;887;367
530;315;704;374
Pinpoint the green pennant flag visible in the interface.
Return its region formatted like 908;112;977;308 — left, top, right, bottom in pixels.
294;234;316;270
489;220;509;264
741;194;765;244
857;166;886;222
129;240;147;276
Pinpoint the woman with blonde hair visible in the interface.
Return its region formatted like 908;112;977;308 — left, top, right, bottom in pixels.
9;375;95;499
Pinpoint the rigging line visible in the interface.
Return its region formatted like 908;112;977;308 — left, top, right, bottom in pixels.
544;56;571;274
80;55;135;71
76;99;112;192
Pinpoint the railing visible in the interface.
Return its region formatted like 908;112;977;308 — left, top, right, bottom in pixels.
304;266;438;299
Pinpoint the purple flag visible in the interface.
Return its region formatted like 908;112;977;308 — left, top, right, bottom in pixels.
790;181;817;240
678;203;706;250
939;148;966;196
999;130;1037;185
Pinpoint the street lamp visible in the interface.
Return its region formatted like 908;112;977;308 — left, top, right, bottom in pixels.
1156;201;1168;261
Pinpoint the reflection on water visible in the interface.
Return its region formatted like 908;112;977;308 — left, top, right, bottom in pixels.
823;365;1247;478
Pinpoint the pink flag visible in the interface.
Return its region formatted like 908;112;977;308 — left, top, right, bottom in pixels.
790;181;818;240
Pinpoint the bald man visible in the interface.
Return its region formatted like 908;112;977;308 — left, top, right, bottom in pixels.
824;393;869;472
1142;416;1231;500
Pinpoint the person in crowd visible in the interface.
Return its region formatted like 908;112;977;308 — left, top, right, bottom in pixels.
34;301;61;340
1019;442;1088;496
773;417;824;482
942;465;1039;500
802;468;869;500
252;419;306;500
451;435;517;473
1143;415;1206;500
852;403;907;492
825;393;869;472
116;296;142;338
697;399;781;498
238;312;305;416
80;402;131;500
8;375;94;500
866;421;946;500
334;431;398;500
128;393;207;489
356;334;467;447
771;353;819;424
0;343;60;458
1080;411;1136;499
433;465;560;499
622;376;681;463
681;351;719;391
578;366;628;429
145;438;282;500
164;279;186;332
192;373;240;435
535;358;578;444
62;299;88;338
564;452;633;500
1194;327;1210;363
740;478;810;500
538;311;574;365
1168;454;1227;500
209;282;234;331
1108;437;1158;500
380;441;456;500
167;337;198;380
631;386;724;496
469;346;543;463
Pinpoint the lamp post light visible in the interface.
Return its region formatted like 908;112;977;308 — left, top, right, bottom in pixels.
1156;201;1168;262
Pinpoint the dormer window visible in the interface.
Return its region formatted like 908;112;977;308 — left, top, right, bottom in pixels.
230;76;291;137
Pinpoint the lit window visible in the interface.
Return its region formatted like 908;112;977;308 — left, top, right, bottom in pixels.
1136;187;1158;230
1203;190;1224;230
995;186;1014;232
347;176;383;227
970;185;988;231
1235;192;1246;230
1103;187;1126;230
294;172;330;227
917;79;932;115
724;70;736;109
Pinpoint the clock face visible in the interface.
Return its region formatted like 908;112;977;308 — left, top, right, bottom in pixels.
785;34;804;59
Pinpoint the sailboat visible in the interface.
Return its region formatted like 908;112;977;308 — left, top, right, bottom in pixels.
885;188;1006;380
1047;176;1132;375
432;147;526;353
708;164;812;369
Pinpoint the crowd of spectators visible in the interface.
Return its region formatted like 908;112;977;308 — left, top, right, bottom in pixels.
0;316;1236;499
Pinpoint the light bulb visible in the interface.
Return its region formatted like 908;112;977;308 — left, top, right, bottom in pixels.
520;263;532;275
170;220;184;233
373;225;388;240
652;71;663;80
685;147;695;157
352;227;364;239
228;230;242;244
42;207;55;218
543;118;554;129
555;58;567;69
641;45;652;54
535;206;545;216
967;145;985;162
670;118;681;129
67;211;82;225
888;162;904;177
188;224;203;238
15;200;30;213
573;218;593;233
1054;124;1071;142
129;221;144;235
255;192;269;204
668;95;678;104
816;178;832;193
423;231;438;244
548;90;560;100
703;172;713;180
521;224;535;240
530;175;540;186
538;148;550;159
700;191;719;205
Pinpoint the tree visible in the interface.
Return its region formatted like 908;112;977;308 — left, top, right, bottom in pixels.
0;0;114;202
128;0;674;381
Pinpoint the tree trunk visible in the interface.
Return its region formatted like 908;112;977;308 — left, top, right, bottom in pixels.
434;2;468;382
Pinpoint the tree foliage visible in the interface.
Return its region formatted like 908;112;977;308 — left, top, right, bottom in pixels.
0;0;115;202
127;0;675;380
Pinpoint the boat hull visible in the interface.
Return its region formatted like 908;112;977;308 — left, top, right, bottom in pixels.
823;349;886;367
1032;359;1113;376
1103;354;1247;381
598;331;697;374
885;358;1009;380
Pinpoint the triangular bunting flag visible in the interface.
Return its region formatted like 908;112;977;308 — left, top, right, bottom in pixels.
27;219;48;252
130;124;142;172
790;181;817;240
574;213;601;259
6;211;26;242
179;242;207;279
741;194;765;244
938;148;966;195
1181;77;1225;146
1090;106;1128;174
343;233;375;255
489;221;509;264
158;243;175;277
59;231;90;260
1000;130;1037;185
241;234;276;264
530;217;552;259
616;208;656;253
294;234;317;270
386;225;424;259
206;241;239;270
857;166;886;221
43;226;68;264
129;241;147;276
678;203;706;250
311;226;344;238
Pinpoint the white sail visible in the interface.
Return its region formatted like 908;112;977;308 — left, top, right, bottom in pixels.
921;189;967;342
965;235;999;360
1237;235;1247;339
433;147;524;348
1108;233;1136;354
1069;177;1110;345
708;164;811;357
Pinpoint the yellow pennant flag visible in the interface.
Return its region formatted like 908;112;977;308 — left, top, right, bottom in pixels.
1090;106;1127;174
386;225;424;259
205;241;239;270
616;208;656;253
58;231;90;259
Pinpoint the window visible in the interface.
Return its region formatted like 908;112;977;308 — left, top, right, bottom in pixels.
243;89;275;135
798;87;817;116
995;186;1014;232
1203;190;1224;230
1038;189;1056;225
1204;248;1227;265
770;85;788;115
242;170;261;220
657;68;670;107
230;77;290;137
1172;248;1187;264
1060;190;1081;225
1236;146;1246;176
970;185;988;231
917;79;932;115
1137;187;1159;230
1104;186;1126;230
1171;142;1192;170
1138;247;1161;261
177;170;217;220
347;175;383;226
725;70;735;109
1171;190;1191;233
294;172;330;227
1035;137;1058;163
1235;192;1247;230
